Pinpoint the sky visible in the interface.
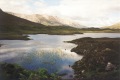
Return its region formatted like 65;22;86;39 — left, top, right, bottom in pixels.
0;0;120;27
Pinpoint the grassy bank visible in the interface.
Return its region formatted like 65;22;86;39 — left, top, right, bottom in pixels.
0;25;83;40
1;28;120;40
78;28;120;33
69;38;120;80
0;63;61;80
0;33;30;40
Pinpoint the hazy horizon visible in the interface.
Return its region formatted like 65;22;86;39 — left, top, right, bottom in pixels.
0;0;120;27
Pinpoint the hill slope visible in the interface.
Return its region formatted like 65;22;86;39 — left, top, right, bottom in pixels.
103;22;120;29
0;9;83;39
0;9;82;34
0;9;47;33
9;12;85;28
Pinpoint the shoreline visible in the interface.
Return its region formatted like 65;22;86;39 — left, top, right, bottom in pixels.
0;28;120;40
0;35;120;80
69;37;120;80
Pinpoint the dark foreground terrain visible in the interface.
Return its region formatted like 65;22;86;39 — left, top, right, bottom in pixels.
0;63;61;80
69;38;120;80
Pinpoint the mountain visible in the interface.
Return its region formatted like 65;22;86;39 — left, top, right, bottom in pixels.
0;8;47;33
0;9;83;35
103;22;120;29
8;12;85;28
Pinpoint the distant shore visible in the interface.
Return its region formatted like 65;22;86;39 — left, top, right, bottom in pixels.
0;28;120;40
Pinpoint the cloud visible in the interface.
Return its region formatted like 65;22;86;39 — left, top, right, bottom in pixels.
0;0;46;14
0;0;120;27
54;0;120;27
57;0;119;16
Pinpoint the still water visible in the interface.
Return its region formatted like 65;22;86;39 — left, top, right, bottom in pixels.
0;33;120;79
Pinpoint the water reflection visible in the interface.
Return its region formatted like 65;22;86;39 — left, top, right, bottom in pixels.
0;33;120;79
0;47;81;79
21;48;81;73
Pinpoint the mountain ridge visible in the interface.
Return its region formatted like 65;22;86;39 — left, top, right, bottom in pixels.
103;22;120;29
8;12;86;28
0;9;47;33
0;9;83;36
